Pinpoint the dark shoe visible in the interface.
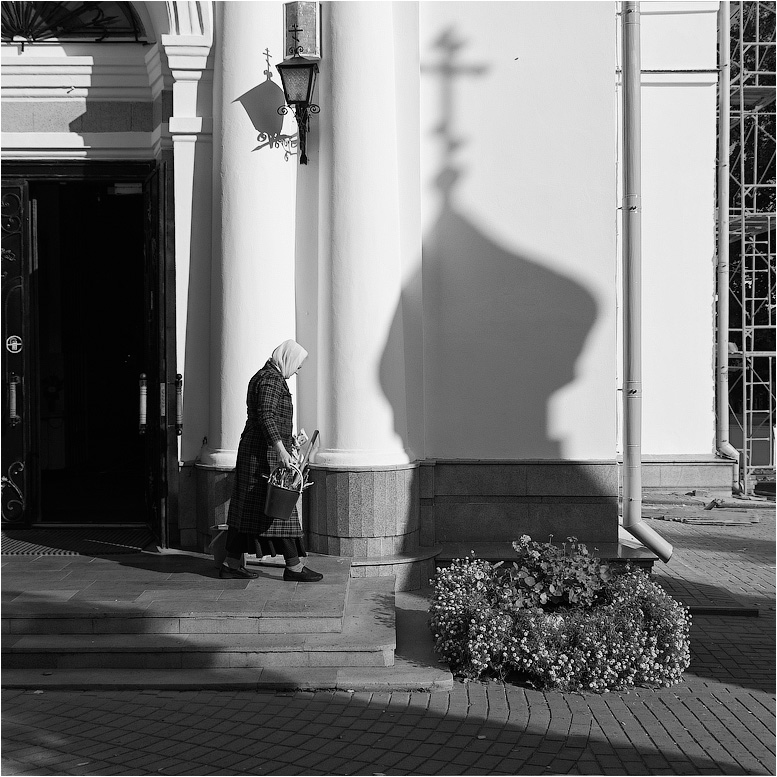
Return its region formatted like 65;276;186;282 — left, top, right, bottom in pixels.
219;565;258;579
283;566;323;583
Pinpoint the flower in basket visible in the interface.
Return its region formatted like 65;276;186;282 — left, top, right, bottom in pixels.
266;465;312;492
291;429;309;457
265;429;316;493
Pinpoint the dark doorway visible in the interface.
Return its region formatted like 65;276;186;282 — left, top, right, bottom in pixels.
33;181;146;524
3;161;174;542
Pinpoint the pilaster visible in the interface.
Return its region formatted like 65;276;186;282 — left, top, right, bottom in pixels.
161;8;215;549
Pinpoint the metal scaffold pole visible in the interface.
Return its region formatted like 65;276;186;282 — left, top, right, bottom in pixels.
725;0;776;495
716;2;742;476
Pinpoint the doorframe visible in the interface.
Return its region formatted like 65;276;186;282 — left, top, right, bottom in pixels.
1;160;177;544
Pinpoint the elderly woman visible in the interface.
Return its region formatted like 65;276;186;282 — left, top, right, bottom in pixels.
220;340;322;582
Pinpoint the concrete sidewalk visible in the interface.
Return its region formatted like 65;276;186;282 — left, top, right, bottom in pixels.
2;507;775;775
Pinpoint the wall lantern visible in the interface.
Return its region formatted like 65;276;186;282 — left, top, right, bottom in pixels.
276;25;319;164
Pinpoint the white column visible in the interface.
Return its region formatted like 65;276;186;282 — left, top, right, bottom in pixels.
314;1;414;468
200;1;298;469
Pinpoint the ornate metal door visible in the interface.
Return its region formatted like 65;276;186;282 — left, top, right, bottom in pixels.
2;162;176;538
2;181;34;525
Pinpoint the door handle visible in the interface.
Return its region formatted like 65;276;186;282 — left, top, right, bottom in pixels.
139;373;147;434
8;374;21;426
175;374;183;435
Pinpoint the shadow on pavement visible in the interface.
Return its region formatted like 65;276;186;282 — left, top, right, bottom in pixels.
2;683;770;776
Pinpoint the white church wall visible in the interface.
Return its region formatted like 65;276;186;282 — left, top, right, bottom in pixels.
419;1;618;461
638;2;719;455
393;1;426;463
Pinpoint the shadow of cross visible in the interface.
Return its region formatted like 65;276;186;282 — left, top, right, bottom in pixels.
421;27;488;200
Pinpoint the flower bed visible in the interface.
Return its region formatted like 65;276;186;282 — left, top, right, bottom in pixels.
429;536;691;692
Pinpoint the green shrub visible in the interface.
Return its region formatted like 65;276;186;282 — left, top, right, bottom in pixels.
429;537;691;692
501;534;613;610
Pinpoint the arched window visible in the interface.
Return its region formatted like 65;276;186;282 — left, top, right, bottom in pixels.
1;1;147;47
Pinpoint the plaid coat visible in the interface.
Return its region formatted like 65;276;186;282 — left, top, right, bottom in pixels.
227;361;302;537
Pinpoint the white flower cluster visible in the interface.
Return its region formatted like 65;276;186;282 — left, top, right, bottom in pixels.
428;549;691;692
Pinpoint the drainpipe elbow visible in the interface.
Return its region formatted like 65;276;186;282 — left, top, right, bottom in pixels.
717;441;740;462
624;519;673;563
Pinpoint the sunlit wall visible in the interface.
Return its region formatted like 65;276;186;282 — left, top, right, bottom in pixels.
638;1;719;455
419;1;619;460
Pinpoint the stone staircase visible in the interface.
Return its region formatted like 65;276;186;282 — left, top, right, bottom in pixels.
1;554;399;675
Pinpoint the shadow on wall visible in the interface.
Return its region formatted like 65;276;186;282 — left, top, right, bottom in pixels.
422;211;598;458
65;100;153;134
380;25;599;460
234;49;299;162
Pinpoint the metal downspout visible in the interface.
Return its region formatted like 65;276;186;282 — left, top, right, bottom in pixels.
621;1;673;563
715;1;742;473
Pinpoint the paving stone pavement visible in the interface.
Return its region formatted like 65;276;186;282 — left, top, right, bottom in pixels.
2;514;775;776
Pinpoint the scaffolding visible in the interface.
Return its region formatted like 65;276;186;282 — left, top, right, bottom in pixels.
726;1;776;494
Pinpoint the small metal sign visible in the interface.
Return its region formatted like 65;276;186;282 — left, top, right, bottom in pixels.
6;335;22;354
284;1;320;59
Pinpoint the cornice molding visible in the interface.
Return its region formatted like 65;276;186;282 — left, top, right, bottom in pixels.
2;131;155;159
1;53;155;100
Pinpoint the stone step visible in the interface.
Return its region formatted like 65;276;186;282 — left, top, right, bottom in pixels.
2;553;351;636
1;589;453;692
0;661;454;692
1;599;346;636
436;541;658;571
2;577;396;671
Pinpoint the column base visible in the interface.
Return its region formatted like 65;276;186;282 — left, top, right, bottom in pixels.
312;449;414;468
304;462;436;590
198;447;237;470
349;545;442;591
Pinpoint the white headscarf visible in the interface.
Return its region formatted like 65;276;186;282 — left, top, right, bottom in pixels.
271;339;308;379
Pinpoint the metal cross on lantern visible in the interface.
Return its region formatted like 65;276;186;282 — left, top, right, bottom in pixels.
276;24;320;164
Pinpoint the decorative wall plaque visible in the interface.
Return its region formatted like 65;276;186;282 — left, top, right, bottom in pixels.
284;2;320;59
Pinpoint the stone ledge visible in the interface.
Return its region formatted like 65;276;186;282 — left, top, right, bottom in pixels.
432;495;619;504
620;458;736;495
430;459;619;465
308;461;421;473
350;545;442;568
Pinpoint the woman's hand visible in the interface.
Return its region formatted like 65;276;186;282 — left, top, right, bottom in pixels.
274;440;294;468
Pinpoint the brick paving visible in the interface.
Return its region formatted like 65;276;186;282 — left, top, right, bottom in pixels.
2;512;775;775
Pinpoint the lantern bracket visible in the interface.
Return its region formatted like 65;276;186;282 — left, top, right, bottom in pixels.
276;26;320;164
